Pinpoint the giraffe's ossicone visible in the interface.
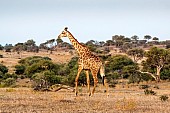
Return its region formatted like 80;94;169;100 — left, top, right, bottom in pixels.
58;27;109;96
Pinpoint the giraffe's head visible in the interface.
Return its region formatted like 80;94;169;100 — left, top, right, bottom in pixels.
58;27;69;39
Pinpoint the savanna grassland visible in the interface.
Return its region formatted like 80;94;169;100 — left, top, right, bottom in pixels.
0;82;170;113
0;49;170;113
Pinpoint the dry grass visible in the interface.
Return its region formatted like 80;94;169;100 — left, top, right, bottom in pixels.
0;50;73;73
0;83;170;113
1;50;170;112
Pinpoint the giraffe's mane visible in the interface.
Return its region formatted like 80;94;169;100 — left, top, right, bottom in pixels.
67;31;88;48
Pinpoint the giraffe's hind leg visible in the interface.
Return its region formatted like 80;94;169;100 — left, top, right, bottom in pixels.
85;70;91;96
75;67;82;96
91;71;98;96
104;78;109;96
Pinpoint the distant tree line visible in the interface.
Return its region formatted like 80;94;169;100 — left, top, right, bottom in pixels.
0;34;169;55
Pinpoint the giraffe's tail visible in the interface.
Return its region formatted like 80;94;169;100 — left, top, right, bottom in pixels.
100;64;105;85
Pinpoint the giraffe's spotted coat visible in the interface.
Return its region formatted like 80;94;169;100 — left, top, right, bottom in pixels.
58;27;108;96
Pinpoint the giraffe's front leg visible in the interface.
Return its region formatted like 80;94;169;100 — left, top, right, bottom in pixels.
85;70;91;96
75;67;82;96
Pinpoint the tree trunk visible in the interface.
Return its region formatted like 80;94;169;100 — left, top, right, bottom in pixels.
138;70;157;81
156;66;162;82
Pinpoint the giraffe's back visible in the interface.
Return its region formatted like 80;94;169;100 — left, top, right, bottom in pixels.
79;52;103;70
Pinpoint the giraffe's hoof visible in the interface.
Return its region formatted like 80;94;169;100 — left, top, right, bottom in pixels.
75;92;78;96
88;93;91;97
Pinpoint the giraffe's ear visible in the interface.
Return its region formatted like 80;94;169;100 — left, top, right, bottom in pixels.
64;27;68;31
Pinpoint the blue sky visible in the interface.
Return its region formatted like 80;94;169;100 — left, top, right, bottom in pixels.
0;0;170;45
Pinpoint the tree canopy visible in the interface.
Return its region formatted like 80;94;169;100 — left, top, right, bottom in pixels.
142;47;170;81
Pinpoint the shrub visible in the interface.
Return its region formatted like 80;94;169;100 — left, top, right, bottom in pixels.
139;85;150;89
0;64;8;74
15;65;25;75
144;89;156;95
3;78;16;87
0;54;3;58
32;71;62;90
160;95;169;102
3;73;18;80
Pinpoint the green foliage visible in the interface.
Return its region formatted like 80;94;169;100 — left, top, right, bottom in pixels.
140;73;153;81
127;48;144;62
15;65;25;75
142;47;170;81
16;56;60;80
0;64;8;74
144;35;152;41
86;44;97;52
106;55;137;79
3;78;16;87
160;65;170;80
107;55;131;70
32;71;61;88
3;73;18;80
18;56;51;66
144;47;170;68
25;60;60;77
43;71;61;85
56;38;63;45
0;72;17;87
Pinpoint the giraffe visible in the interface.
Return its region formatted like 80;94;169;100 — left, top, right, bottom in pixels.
58;27;108;96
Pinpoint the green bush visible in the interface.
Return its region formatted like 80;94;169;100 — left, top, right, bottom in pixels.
3;73;18;80
25;60;60;78
161;69;170;80
0;64;8;74
18;56;51;66
3;78;16;87
15;65;25;75
32;71;62;89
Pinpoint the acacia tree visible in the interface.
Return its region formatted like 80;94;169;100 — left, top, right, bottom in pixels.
141;47;170;82
13;43;24;58
152;37;159;41
56;38;63;47
24;39;36;52
0;44;4;50
144;35;152;42
112;35;125;47
131;35;139;41
127;48;144;63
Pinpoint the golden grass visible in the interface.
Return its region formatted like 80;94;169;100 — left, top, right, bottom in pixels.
0;83;170;113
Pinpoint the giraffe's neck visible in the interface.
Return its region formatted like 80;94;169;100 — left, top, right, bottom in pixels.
67;31;89;56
